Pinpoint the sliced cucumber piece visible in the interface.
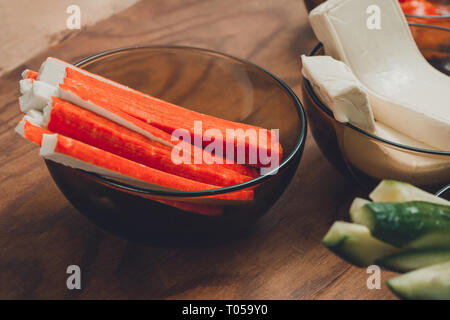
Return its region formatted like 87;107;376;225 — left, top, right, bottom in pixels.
350;201;450;247
408;232;450;250
377;249;450;272
322;221;401;267
387;262;450;300
349;197;370;222
370;180;450;205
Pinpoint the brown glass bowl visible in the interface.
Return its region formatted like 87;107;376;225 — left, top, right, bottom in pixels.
301;24;450;193
45;46;307;245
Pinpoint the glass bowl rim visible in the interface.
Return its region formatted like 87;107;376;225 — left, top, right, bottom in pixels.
405;13;450;19
304;23;450;157
69;45;307;198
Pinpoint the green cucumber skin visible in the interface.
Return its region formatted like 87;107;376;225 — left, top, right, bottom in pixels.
364;201;450;247
322;222;400;267
377;249;450;273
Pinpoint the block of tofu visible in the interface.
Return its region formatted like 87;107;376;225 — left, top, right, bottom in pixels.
301;55;450;184
309;0;450;151
301;55;375;132
342;121;450;185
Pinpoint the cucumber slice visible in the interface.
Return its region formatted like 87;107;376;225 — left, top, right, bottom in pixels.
370;180;450;205
387;262;450;300
349;197;370;222
377;249;450;272
408;232;450;250
351;201;450;247
322;221;400;267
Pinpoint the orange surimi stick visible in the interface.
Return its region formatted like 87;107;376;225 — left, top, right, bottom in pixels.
16;120;223;216
15;118;52;145
65;68;282;167
58;78;259;177
36;57;281;168
15;119;253;202
23;67;259;178
40;133;253;202
46;97;253;187
61;79;259;177
22;69;38;80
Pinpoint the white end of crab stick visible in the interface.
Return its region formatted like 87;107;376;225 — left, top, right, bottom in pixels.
21;69;38;80
19;79;33;95
40;133;122;179
25;109;45;126
21;69;31;79
38;57;131;90
15;117;51;146
14;119;25;138
19;80;58;113
37;58;69;87
15;112;45;138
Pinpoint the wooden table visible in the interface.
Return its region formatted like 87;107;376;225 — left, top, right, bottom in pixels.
0;0;398;299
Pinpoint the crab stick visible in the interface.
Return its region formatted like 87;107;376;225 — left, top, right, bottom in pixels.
58;79;259;177
36;57;282;167
16;118;253;202
22;69;38;80
38;132;252;202
15;118;52;145
22;72;258;178
64;70;282;167
16;119;253;203
22;69;259;178
44;97;253;187
15;119;226;215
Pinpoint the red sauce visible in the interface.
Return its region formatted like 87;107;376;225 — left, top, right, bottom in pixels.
399;0;450;16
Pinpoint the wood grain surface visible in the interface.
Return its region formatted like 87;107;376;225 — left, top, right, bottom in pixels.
0;0;399;299
0;0;140;76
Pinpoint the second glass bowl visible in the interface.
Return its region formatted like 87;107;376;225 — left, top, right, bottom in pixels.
301;24;450;192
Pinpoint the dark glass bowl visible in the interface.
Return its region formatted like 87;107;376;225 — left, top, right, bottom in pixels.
45;46;307;245
301;24;450;193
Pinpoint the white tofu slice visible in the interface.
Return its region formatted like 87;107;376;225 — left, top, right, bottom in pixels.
301;55;375;132
301;54;449;184
342;121;450;185
309;0;450;151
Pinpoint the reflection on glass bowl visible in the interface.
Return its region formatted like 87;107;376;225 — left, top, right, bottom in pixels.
301;24;450;192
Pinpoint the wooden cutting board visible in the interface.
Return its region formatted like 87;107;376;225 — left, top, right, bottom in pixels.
0;0;398;299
